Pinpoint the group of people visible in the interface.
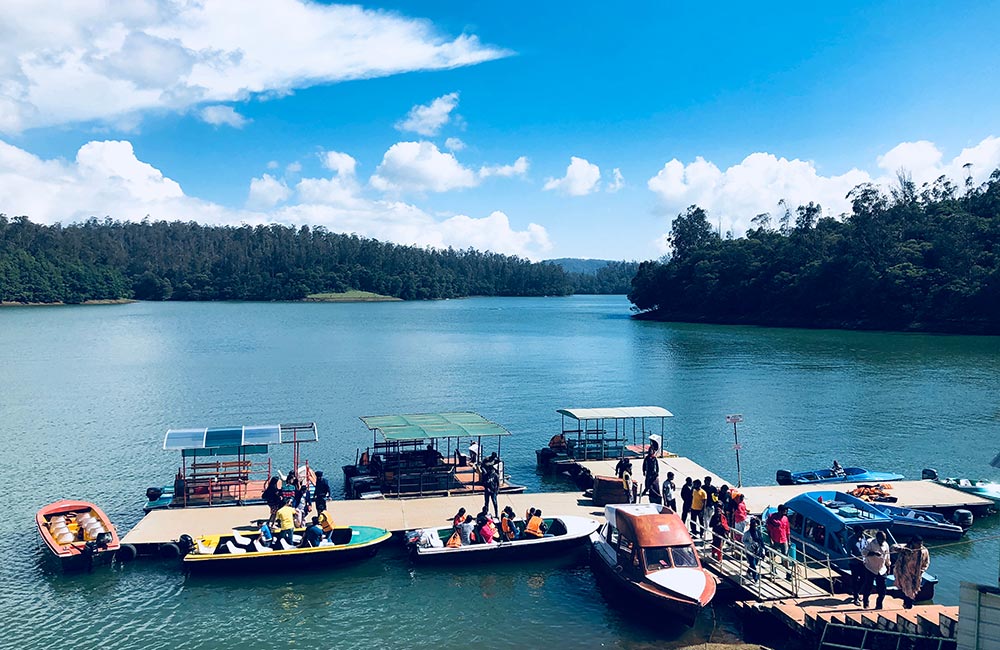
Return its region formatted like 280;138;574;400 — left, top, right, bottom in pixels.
445;505;548;548
849;530;931;609
256;468;335;550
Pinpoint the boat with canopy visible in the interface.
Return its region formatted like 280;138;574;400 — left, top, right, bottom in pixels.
144;422;318;511
343;412;526;499
537;406;673;469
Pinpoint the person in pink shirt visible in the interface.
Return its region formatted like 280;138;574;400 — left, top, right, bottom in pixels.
732;494;749;540
766;504;792;579
477;513;495;544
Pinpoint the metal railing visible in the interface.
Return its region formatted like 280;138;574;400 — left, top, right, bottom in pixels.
818;620;954;650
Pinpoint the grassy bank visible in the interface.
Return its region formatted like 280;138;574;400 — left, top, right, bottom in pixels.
304;290;402;302
0;298;135;307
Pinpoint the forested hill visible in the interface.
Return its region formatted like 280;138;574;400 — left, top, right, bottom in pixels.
629;170;1000;334
0;217;574;303
548;258;640;294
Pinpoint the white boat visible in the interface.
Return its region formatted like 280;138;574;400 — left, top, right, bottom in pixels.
407;515;599;562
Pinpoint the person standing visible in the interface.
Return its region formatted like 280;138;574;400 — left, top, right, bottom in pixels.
680;477;694;524
663;471;677;511
274;497;297;546
744;517;764;581
262;476;283;524
689;480;707;536
765;504;791;579
647;479;662;504
314;470;331;515
483;464;500;518
710;507;730;561
849;529;867;606
702;477;718;528
641;447;659;500
893;536;930;609
731;493;748;540
862;531;890;609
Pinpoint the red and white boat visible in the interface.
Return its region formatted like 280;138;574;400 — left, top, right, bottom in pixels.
36;500;120;570
590;503;716;626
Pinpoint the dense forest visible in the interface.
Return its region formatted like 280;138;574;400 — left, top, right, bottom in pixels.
629;169;1000;334
0;217;580;303
550;259;640;294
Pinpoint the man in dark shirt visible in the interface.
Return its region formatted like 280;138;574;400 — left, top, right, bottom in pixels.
314;470;331;514
303;516;325;547
680;477;694;524
703;476;718;524
641;449;659;500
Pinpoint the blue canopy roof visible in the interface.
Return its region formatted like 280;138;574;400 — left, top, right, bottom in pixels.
163;422;318;451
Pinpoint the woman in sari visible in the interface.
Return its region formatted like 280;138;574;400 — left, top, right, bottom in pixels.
893;536;930;609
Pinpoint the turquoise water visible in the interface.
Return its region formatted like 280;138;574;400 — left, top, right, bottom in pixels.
2;296;998;648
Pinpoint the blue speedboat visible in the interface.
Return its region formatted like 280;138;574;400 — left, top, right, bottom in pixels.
872;503;967;541
776;466;905;486
762;491;937;601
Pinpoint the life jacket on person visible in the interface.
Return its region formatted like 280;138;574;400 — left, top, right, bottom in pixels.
525;515;545;538
501;516;517;540
446;531;462;548
319;510;335;533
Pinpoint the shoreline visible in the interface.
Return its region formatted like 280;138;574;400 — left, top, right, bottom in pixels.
0;298;136;308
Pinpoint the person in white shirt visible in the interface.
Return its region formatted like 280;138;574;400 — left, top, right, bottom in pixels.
861;530;890;609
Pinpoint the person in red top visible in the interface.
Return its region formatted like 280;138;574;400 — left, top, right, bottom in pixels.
766;504;792;579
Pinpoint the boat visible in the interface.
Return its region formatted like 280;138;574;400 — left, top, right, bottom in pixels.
180;525;392;571
923;468;1000;506
407;515;599;562
762;491;937;601
775;466;905;486
343;412;526;499
144;422;319;511
590;504;716;626
536;407;673;471
872;504;966;540
36;500;121;570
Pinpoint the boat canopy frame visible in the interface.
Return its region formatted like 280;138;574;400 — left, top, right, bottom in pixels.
557;406;673;461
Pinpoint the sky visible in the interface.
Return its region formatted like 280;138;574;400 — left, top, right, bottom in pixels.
1;1;999;261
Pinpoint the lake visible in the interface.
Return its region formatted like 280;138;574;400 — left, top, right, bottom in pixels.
2;296;998;648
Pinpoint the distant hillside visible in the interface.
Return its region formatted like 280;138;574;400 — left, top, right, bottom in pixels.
547;258;641;295
547;258;617;275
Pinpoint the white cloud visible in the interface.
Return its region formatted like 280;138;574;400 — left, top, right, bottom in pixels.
0;137;550;259
0;3;507;133
647;136;1000;240
607;167;624;193
445;137;466;152
321;150;357;177
247;173;291;209
370;141;477;193
480;156;529;178
543;156;602;196
267;160;279;170
199;105;250;128
395;92;460;136
286;161;302;174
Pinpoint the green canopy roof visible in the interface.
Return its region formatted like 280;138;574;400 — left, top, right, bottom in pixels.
360;412;511;442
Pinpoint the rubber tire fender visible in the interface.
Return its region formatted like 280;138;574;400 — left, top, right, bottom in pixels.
117;543;138;563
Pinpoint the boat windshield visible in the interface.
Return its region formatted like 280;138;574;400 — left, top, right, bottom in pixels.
670;545;699;567
643;545;699;571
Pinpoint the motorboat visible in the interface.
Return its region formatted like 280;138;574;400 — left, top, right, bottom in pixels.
923;468;1000;505
762;491;937;601
590;504;716;626
180;525;391;572
36;500;121;570
406;515;599;562
776;466;905;486
536;406;673;469
872;504;966;541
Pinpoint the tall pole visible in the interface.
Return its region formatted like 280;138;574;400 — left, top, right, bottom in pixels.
726;414;744;488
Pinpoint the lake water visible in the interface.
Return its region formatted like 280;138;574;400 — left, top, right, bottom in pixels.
2;296;999;648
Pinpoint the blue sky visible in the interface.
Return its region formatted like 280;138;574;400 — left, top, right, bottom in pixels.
2;1;999;260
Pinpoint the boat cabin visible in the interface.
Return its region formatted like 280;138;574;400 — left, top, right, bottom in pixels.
601;504;702;578
539;406;673;466
151;422;318;509
343;412;525;499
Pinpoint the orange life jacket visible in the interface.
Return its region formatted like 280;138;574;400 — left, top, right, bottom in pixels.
525;516;544;537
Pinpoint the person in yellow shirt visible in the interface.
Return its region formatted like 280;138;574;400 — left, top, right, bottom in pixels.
274;498;297;546
689;479;707;537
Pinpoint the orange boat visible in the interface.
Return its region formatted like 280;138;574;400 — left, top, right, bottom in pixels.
36;499;120;570
590;503;716;626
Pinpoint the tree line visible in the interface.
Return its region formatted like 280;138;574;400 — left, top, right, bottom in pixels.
0;217;634;304
629;169;1000;334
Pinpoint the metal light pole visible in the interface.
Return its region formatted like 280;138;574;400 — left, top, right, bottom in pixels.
726;414;744;488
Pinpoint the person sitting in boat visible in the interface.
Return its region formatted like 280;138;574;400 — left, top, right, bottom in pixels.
524;509;548;538
501;507;520;541
319;508;335;541
452;507;467;530
274;497;297;546
458;515;476;545
302;516;325;547
468;441;480;465
832;460;845;476
476;513;496;544
424;443;443;467
258;520;274;546
548;433;567;450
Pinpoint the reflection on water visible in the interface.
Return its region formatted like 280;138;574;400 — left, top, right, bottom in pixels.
1;296;999;647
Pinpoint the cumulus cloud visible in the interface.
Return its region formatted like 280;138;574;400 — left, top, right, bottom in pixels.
445;137;466;152
607;167;624;193
370;141;477;193
647;136;1000;247
321;150;357;176
247;173;290;208
395;92;460;136
480;156;529;178
286;161;302;174
0;137;550;258
199;105;250;128
544;156;602;196
0;3;507;133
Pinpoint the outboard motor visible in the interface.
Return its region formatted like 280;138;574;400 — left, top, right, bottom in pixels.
921;468;939;481
776;470;793;485
952;509;974;530
146;486;164;502
178;534;195;557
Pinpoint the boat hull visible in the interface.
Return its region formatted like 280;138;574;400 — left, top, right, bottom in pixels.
36;499;120;571
411;516;599;563
777;467;905;486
